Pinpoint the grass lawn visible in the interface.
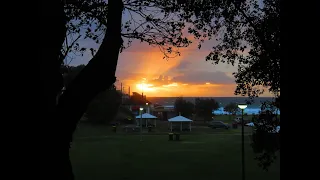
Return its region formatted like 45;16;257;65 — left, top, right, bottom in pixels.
70;124;279;180
214;115;253;124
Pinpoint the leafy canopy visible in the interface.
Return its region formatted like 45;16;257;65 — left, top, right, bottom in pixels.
174;97;195;118
195;98;219;120
224;102;239;115
62;0;197;64
176;0;280;98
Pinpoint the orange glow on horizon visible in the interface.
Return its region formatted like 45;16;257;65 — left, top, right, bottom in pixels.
136;83;156;92
115;43;275;97
121;79;275;97
129;80;234;97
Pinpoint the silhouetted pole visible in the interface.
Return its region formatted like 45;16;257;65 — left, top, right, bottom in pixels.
238;104;247;180
128;86;130;97
241;108;245;180
120;83;123;104
140;108;143;141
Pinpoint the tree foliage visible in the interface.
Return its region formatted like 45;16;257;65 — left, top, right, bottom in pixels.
62;0;194;62
223;102;239;115
86;85;122;124
175;0;280;98
195;98;219;121
40;0;281;178
250;101;280;171
174;97;194;118
55;0;198;139
173;0;281;171
62;64;86;87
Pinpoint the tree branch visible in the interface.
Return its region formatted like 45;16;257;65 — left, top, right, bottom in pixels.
61;34;81;63
232;2;269;54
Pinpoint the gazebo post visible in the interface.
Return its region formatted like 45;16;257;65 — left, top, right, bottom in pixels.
171;122;172;132
154;119;156;127
190;122;191;131
180;122;182;131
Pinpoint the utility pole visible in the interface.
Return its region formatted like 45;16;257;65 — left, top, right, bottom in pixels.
128;86;131;97
120;82;123;104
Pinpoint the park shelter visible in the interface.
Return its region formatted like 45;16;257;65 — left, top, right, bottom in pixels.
135;113;158;127
168;115;193;132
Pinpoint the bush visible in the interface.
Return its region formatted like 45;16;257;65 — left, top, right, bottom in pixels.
86;87;121;124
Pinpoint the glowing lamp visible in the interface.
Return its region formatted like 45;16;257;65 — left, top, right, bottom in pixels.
238;104;247;110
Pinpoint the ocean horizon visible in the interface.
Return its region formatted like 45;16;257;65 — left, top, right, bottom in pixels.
147;96;280;115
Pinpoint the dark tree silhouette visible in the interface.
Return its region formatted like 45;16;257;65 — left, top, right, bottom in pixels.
224;102;239;115
195;98;220;121
86;86;122;124
176;0;280;99
175;0;280;171
174;97;194;118
62;65;86;87
40;0;198;179
250;101;280;171
40;0;280;177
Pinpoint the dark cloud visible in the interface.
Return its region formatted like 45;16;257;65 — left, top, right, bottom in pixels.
149;75;170;86
171;71;235;84
116;69;235;88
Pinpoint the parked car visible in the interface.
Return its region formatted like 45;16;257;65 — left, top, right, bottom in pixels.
208;121;230;129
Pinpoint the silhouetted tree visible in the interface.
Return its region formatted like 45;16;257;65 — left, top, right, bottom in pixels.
40;1;199;179
224;102;239;115
174;97;194;118
178;0;280;99
62;65;86;87
195;98;219;122
250;100;280;171
86;85;122;124
176;0;280;171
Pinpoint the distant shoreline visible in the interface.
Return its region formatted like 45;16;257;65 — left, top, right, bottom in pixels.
146;97;280;115
147;96;275;98
147;97;276;106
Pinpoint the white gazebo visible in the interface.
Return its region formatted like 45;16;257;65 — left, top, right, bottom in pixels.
168;115;193;132
135;113;158;127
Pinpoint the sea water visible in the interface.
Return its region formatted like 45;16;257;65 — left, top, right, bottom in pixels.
212;107;280;115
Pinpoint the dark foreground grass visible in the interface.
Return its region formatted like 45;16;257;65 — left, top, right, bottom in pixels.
70;133;279;180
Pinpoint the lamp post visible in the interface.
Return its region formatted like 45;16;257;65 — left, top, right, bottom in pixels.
146;102;149;113
139;107;144;141
238;104;247;180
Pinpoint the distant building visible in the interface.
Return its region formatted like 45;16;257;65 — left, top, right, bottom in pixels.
152;104;175;121
120;92;177;121
122;92;152;116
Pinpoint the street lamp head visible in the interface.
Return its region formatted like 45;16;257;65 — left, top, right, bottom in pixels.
146;103;148;105
139;107;143;111
238;104;247;110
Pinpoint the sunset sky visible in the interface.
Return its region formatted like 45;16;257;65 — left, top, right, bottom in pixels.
70;1;272;97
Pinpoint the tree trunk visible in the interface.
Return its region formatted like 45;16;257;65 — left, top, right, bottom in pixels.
56;0;123;178
40;0;124;179
39;0;69;179
56;0;123;141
